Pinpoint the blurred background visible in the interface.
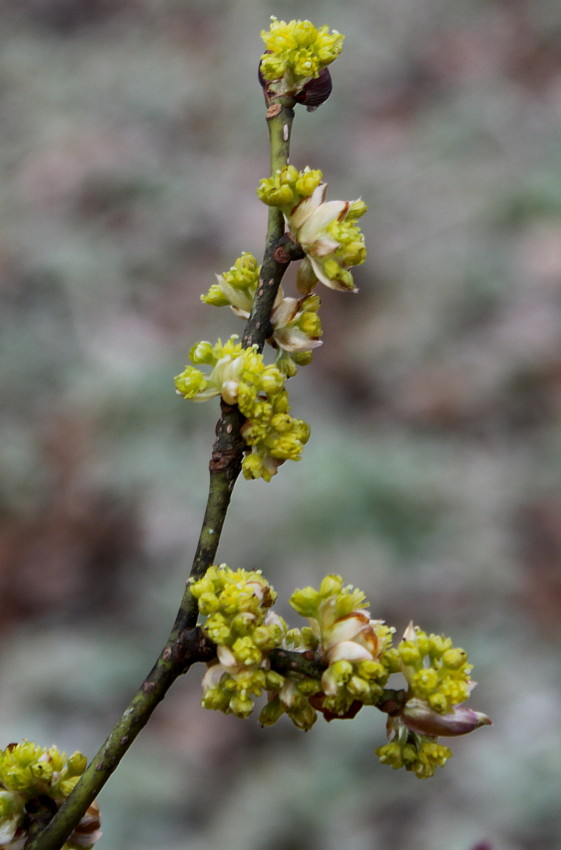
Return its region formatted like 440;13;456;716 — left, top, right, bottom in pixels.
1;1;561;848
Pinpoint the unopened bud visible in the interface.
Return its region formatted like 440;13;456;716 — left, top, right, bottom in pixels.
402;698;492;737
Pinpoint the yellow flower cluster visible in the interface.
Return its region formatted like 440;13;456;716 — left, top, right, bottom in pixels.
398;624;473;713
260;676;322;731
270;293;322;376
260;18;344;95
376;735;452;780
190;566;286;719
372;623;491;776
0;741;101;849
242;413;310;482
174;336;310;481
290;574;394;718
257;166;367;293
201;252;260;317
321;213;368;275
0;741;85;800
192;567;490;775
257;165;323;216
200;253;323;377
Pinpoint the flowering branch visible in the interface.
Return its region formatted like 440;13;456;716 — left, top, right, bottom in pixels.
21;20;320;850
4;18;490;850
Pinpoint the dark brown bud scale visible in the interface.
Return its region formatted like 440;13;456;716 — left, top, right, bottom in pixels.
258;61;333;111
294;68;333;110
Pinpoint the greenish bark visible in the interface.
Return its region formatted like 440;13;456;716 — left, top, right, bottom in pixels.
243;99;295;350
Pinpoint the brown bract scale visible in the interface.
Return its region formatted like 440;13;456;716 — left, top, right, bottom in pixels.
258;60;332;110
295;68;333;110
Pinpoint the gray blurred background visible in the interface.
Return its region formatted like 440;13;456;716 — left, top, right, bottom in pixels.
1;1;560;848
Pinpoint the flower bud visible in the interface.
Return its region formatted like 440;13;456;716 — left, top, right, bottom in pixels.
290;586;320;617
259;696;284;727
229;695;254;718
346;199;368;220
347;675;370;700
264;670;286;691
201;284;230;307
189;340;215;365
319;574;343;597
288;700;318;731
402;698;492;737
197;592;220;615
442;648;468;669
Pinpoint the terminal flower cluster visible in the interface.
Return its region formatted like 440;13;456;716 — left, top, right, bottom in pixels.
259;18;344;98
190;566;286;719
0;741;101;850
174;336;310;481
201;252;323;376
257;166;367;292
192;566;490;777
376;623;492;778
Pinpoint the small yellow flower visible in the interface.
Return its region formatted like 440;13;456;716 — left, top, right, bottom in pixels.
201;252;260;317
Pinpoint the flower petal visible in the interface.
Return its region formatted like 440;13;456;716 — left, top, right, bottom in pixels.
326;640;374;663
325;611;371;646
202;662;227;690
273;327;323;352
309;255;357;292
297;199;349;244
271;297;301;328
216;646;238;670
289;182;327;230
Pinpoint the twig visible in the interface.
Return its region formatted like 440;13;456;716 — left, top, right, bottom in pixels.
26;100;296;850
